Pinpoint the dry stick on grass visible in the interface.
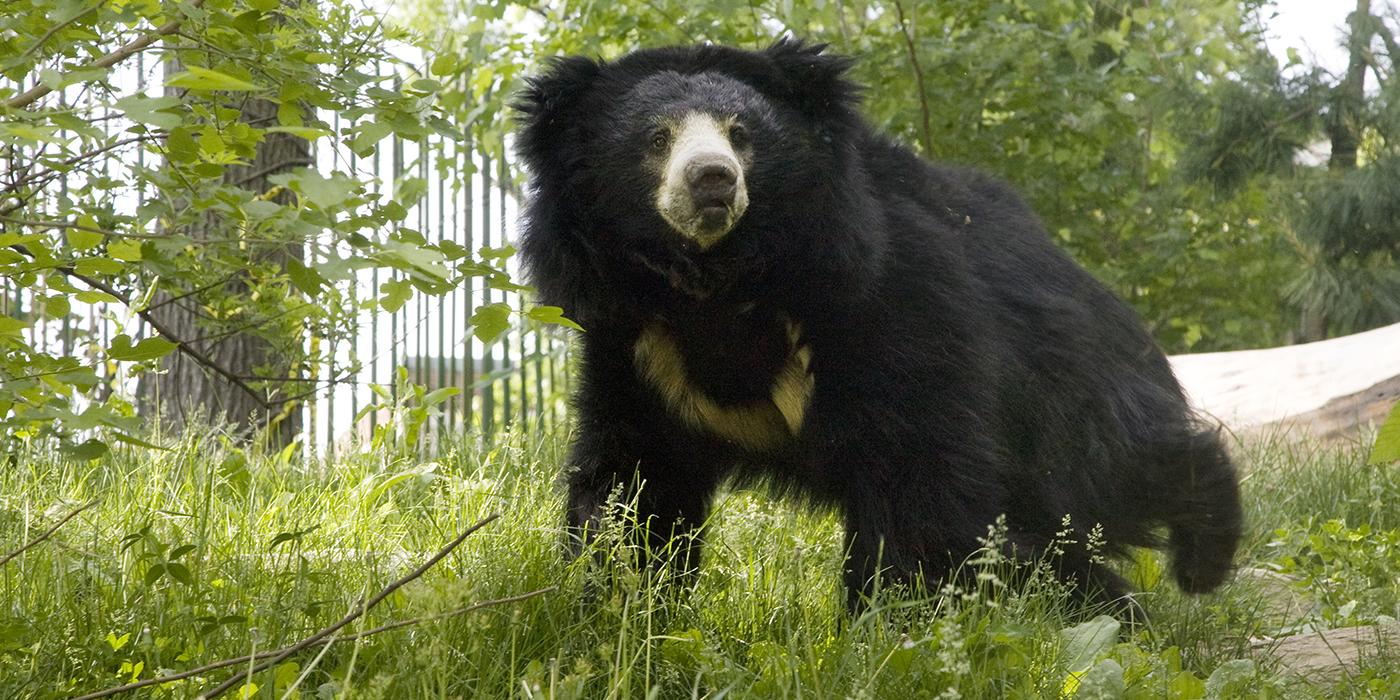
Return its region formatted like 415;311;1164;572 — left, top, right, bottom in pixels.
196;513;502;700
0;499;99;568
69;584;556;700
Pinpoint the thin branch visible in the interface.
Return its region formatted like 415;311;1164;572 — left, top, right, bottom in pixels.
0;499;100;568
5;242;273;409
70;582;551;700
5;0;208;111
0;216;162;240
196;514;502;699
15;2;103;64
2;135;158;196
893;0;934;156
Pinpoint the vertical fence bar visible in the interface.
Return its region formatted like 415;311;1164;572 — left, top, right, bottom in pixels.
479;147;494;436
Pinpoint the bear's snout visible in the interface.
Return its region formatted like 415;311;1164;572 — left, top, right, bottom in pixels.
655;113;750;247
686;158;738;211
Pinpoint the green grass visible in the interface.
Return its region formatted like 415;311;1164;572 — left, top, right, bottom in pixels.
2;427;1398;699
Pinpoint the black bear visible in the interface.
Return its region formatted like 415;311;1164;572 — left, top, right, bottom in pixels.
513;39;1243;612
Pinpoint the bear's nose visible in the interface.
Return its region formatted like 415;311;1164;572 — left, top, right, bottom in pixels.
685;159;738;209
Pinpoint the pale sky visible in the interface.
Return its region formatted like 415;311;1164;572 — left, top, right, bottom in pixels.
1265;0;1397;76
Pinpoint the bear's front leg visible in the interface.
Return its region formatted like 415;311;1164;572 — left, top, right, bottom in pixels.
563;425;715;583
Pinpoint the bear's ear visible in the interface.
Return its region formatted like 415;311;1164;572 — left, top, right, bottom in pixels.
762;38;860;117
513;55;602;173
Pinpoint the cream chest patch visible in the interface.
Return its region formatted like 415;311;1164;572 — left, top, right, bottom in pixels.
633;319;814;451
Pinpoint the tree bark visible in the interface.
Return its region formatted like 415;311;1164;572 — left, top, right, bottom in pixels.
1326;0;1370;173
139;84;309;447
1302;0;1372;342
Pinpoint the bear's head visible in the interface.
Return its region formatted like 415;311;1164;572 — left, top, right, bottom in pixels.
515;40;877;321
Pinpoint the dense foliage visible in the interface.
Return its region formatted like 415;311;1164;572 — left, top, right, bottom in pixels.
0;0;557;453
404;0;1309;353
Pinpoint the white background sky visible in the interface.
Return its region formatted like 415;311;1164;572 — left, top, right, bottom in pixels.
1265;0;1397;75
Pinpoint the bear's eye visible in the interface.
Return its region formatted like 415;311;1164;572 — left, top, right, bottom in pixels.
729;123;749;148
649;129;670;152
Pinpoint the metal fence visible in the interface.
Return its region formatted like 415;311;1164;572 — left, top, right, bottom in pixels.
3;50;571;456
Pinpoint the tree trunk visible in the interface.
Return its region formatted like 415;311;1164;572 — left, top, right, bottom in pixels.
139;81;310;447
1301;0;1372;342
1326;0;1370;173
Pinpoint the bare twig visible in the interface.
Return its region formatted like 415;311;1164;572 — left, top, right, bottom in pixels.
0;216;162;240
6;0;208;111
893;0;934;156
0;499;99;568
5;242;272;409
196;514;502;699
2;135;157;196
69;581;552;700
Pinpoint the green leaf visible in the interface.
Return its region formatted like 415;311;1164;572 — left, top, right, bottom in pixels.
1074;659;1125;700
1370;400;1400;465
264;126;331;141
113;94;183;129
430;53;457;76
165;562;193;585
286;259;326;295
378;279;412;312
166;65;263;92
108;334;178;362
106;632;131;652
1060;615;1119;675
526;305;583;331
1204;659;1255;697
108;239;143;261
111;432;168;450
470;302;511;343
72;257;124;276
63;439;109;461
276;99;302;127
294;171;358;209
423;387;459;407
144;563;167;587
0;316;32;335
66;228;104;251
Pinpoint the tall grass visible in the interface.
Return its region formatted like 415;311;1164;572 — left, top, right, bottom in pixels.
1;427;1397;698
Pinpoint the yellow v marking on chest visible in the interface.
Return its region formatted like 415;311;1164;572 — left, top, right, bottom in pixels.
633;320;814;451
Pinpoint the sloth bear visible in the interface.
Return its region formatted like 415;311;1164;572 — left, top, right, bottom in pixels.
514;39;1243;613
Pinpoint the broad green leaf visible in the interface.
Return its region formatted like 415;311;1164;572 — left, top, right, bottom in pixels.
108;334;178;362
108;239;143;261
66;228;104;251
423;387;460;407
470;302;512;343
63;439;109;461
295;171;358;209
378;279;412;312
286;259;326;295
166;65;263;92
1060;615;1119;675
1073;659;1125;700
1204;659;1255;697
113;94;183;129
165;562;193;585
72;257;124;276
526;305;583;331
105;632;131;652
1370;400;1400;465
0;316;32;335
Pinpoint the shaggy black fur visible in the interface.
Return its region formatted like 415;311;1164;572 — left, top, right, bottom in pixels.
514;40;1243;612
